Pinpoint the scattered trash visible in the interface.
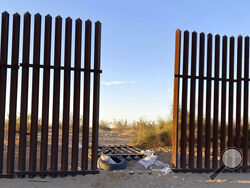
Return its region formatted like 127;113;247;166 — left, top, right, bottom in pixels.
138;150;172;174
98;154;127;171
100;154;116;164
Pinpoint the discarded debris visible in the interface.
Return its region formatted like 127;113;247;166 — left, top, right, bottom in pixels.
98;154;128;171
138;150;172;174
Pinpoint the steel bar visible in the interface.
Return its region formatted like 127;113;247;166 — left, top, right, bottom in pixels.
82;20;92;170
91;21;102;170
7;13;20;174
29;13;42;172
236;36;242;149
172;29;181;168
243;36;249;171
180;30;189;169
197;32;205;168
0;11;9;173
213;34;220;169
220;36;227;154
19;63;102;73
51;16;62;171
61;17;72;171
40;14;52;171
19;12;31;172
188;31;197;169
71;18;82;171
228;37;235;148
205;33;212;169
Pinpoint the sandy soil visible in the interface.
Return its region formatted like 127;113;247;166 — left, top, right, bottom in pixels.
1;130;249;188
0;171;250;188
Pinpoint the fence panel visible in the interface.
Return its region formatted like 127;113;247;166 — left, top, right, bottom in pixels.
0;12;101;178
172;30;250;172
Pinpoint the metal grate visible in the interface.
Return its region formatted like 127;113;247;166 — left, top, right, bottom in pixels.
98;145;145;160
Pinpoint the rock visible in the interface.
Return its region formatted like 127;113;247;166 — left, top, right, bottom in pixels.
129;171;134;175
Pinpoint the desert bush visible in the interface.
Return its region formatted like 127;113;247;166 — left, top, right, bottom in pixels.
99;120;111;131
130;118;172;149
112;119;129;132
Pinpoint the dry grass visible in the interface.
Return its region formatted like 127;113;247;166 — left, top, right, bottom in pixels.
129;118;172;149
98;118;173;149
99;120;112;131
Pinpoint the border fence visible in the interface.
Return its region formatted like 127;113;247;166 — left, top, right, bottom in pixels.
172;29;250;172
0;11;101;177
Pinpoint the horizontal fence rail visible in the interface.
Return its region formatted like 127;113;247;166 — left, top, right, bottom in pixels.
0;11;102;178
172;30;250;172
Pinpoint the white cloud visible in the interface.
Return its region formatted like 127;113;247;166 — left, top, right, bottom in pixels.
101;81;136;86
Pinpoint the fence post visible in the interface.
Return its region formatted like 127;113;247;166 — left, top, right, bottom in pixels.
243;36;249;171
71;18;82;171
51;16;62;172
82;20;92;170
91;21;102;170
236;35;242;149
220;36;227;154
188;31;197;169
61;17;72;171
40;14;52;172
205;33;212;169
172;29;181;168
19;12;31;173
29;13;42;173
7;13;20;174
228;37;235;148
0;11;9;174
180;30;189;169
213;34;220;169
197;32;205;168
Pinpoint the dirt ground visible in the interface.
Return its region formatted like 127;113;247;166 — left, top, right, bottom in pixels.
0;171;250;188
1;130;250;188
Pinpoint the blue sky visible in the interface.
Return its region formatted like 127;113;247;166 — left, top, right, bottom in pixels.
1;0;250;121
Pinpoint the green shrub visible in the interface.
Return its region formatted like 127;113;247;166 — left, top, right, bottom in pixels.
130;118;172;149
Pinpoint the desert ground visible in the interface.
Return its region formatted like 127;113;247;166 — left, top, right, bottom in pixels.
1;130;250;188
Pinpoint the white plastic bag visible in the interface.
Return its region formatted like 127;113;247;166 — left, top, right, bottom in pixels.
138;150;157;168
100;154;116;164
138;150;172;174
